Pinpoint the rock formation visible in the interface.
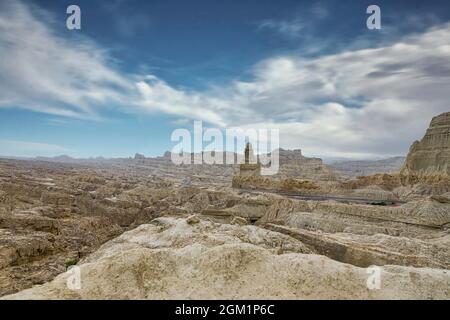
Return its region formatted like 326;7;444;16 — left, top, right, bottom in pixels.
134;153;145;160
238;143;261;177
331;157;406;178
3;217;449;300
274;148;337;180
401;112;450;177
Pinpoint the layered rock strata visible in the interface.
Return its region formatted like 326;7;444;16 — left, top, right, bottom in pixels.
401;112;450;177
4;217;449;300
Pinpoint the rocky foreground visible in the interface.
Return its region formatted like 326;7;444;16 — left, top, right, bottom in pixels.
0;154;449;299
4;217;449;300
1;113;450;299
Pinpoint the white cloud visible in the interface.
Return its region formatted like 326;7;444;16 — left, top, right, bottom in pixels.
256;3;328;42
170;118;191;126
1;1;449;158
0;139;68;157
137;23;450;158
0;1;132;119
135;79;228;126
258;19;305;39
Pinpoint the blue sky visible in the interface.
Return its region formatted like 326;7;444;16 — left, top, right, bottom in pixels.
0;0;450;158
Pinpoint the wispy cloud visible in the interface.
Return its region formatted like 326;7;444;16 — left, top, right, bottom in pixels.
0;1;132;119
46;118;68;126
1;1;450;158
137;23;450;157
0;139;68;157
100;0;151;38
258;18;305;39
257;2;328;41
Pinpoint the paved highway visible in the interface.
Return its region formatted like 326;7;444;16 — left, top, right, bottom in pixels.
238;188;406;206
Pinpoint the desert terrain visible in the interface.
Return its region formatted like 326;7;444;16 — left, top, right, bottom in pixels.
1;112;449;299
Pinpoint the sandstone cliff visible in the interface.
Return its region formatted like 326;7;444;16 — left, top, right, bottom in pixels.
401;112;450;177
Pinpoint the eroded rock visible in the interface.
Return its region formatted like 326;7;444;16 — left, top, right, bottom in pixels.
3;218;448;300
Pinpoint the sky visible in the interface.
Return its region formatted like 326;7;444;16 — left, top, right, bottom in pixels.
0;0;450;159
